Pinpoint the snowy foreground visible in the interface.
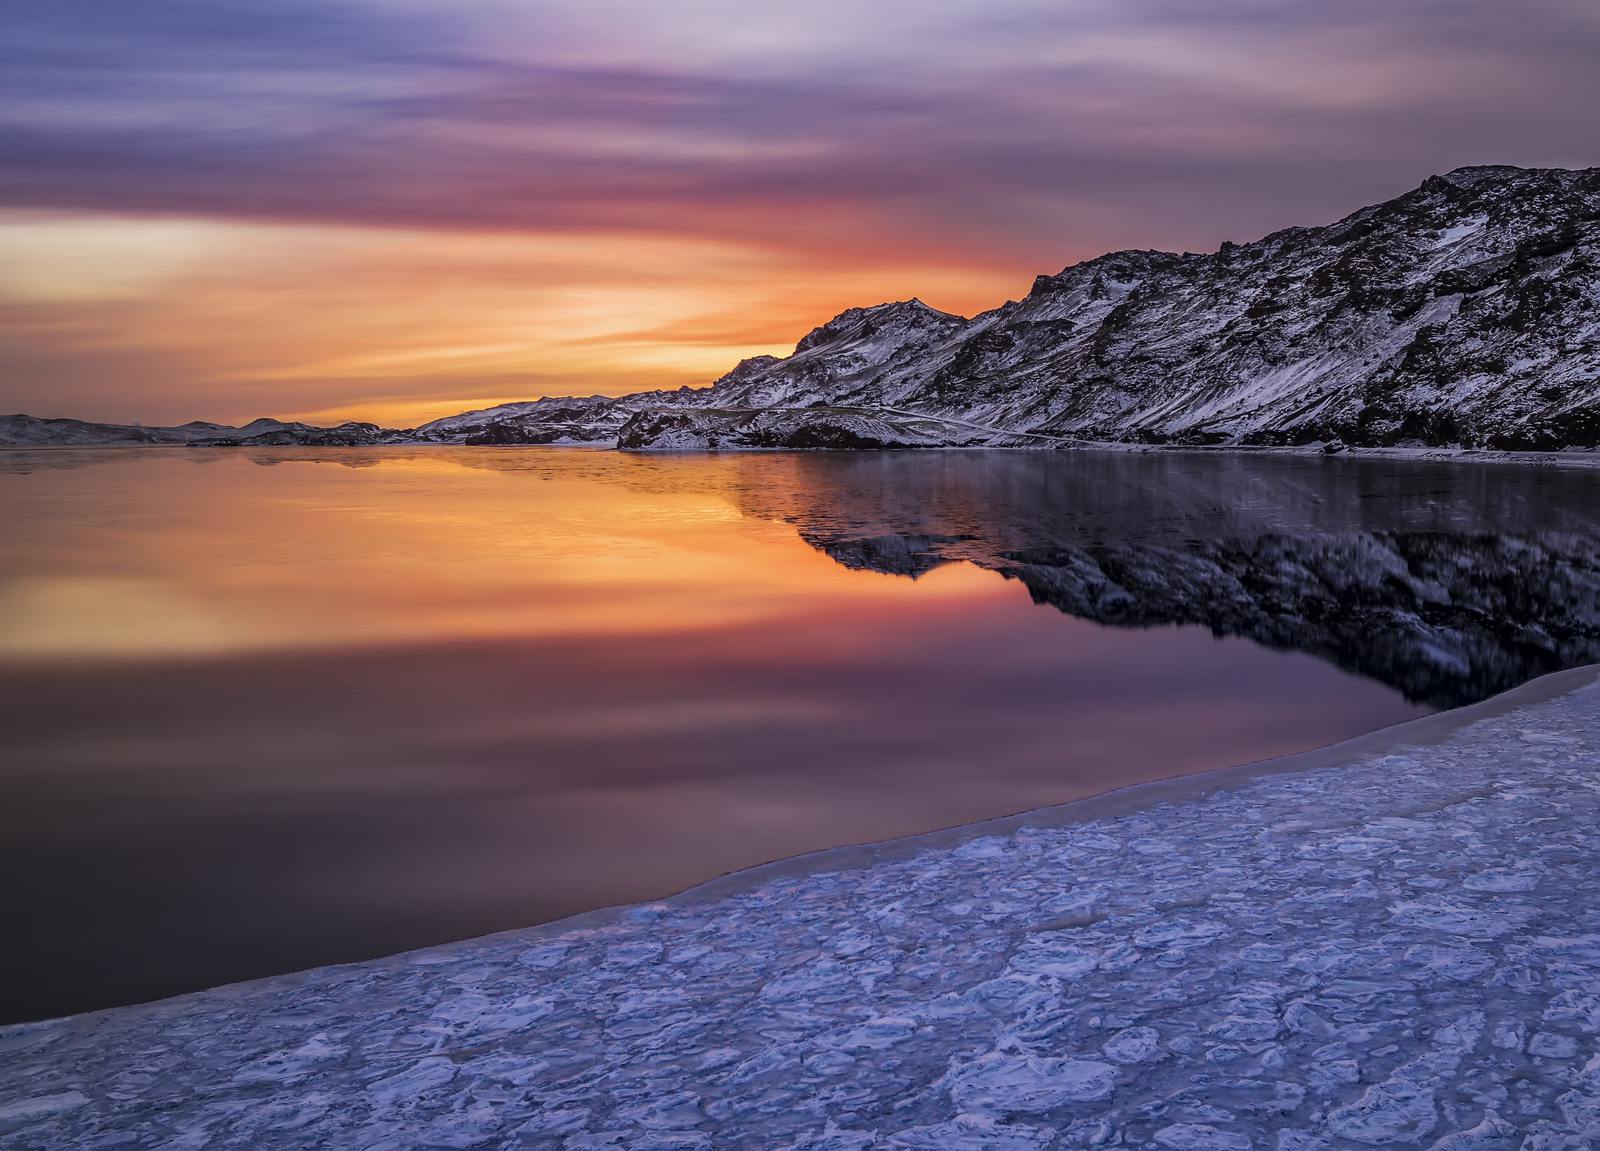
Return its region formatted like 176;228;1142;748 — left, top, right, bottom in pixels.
6;675;1600;1149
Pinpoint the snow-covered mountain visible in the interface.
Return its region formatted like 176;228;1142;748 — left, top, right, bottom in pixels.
7;166;1595;452
445;165;1600;451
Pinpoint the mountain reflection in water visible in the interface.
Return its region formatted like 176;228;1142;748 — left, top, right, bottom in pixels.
724;451;1600;709
1;446;1596;1021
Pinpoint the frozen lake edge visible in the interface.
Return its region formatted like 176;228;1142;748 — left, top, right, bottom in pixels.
5;665;1600;1149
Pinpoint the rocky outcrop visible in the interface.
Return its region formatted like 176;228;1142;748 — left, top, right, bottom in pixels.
614;406;998;450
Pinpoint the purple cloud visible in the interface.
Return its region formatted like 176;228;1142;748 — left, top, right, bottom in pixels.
2;0;1596;264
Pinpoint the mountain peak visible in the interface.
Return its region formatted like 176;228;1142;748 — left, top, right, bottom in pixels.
1435;164;1529;186
1424;164;1600;195
1028;249;1195;298
793;299;965;356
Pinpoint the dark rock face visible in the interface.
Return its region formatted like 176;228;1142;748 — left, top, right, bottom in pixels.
613;407;992;450
464;423;556;446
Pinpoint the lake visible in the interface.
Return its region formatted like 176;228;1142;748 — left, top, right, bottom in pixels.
3;447;1598;1023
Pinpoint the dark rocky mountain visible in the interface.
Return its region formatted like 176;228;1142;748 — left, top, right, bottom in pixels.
7;166;1595;453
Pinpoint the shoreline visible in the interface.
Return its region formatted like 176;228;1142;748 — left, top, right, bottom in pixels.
667;661;1600;910
14;660;1597;1034
1069;439;1600;469
5;439;1600;470
8;662;1600;1146
390;661;1600;966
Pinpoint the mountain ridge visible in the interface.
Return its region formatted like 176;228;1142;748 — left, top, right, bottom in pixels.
6;165;1597;453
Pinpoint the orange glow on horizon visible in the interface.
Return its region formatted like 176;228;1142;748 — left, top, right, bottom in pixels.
0;212;1034;428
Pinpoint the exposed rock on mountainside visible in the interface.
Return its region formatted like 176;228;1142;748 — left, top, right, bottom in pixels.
615;406;1001;450
420;394;681;445
7;166;1596;453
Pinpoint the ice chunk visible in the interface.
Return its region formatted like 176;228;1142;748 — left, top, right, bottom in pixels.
1327;1079;1437;1145
1102;1025;1162;1064
885;1115;1056;1149
948;1052;1117;1112
1153;1122;1253;1150
0;1092;88;1124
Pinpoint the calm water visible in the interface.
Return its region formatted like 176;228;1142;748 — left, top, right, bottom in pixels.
3;447;1599;1022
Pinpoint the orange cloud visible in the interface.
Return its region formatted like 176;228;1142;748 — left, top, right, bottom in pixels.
0;213;1028;426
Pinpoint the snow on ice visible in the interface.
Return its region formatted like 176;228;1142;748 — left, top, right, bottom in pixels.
4;672;1600;1148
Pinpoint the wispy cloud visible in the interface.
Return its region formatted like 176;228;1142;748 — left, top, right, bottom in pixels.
1;0;1596;422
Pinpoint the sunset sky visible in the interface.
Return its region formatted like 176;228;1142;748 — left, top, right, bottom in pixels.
2;1;1598;427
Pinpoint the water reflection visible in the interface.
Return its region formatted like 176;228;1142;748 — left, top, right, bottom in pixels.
2;447;1596;1021
720;451;1600;708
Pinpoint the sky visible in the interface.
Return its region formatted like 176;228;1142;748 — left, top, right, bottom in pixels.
1;1;1597;427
